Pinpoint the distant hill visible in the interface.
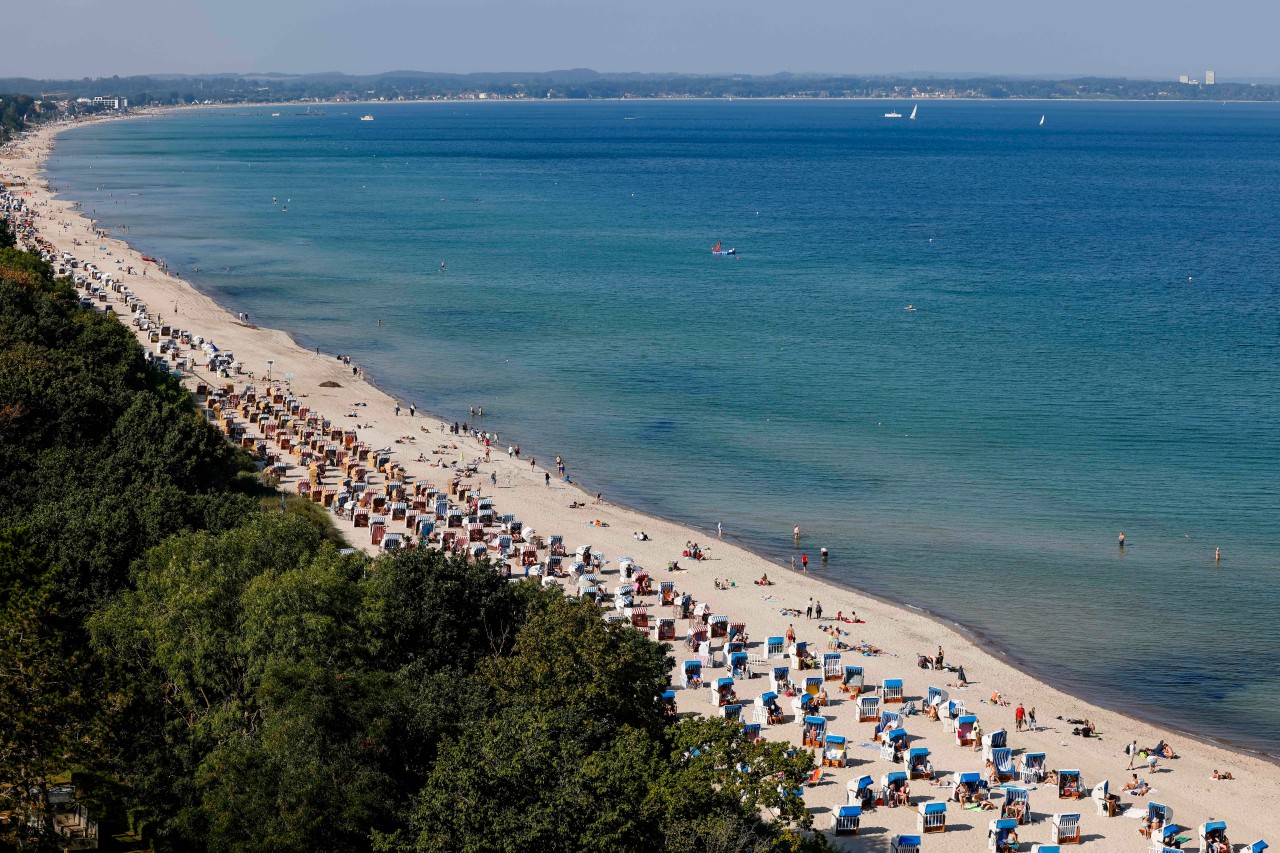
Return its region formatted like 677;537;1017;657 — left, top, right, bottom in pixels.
2;69;1278;105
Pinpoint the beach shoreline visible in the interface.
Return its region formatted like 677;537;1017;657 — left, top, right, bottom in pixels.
8;111;1279;847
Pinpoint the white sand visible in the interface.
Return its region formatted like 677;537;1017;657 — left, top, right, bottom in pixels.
4;116;1277;851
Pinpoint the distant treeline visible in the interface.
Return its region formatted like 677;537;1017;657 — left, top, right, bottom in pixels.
0;94;53;142
0;240;827;851
2;69;1279;106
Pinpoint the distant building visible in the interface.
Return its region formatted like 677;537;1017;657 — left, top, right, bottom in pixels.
1206;70;1216;85
91;96;128;110
1179;75;1189;84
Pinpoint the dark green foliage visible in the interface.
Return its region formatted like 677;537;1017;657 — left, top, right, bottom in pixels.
0;267;255;608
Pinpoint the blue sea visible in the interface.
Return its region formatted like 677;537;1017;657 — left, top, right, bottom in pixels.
47;100;1280;756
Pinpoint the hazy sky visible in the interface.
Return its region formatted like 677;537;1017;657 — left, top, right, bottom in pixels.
5;0;1276;80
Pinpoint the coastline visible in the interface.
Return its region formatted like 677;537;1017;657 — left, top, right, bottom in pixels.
9;113;1279;847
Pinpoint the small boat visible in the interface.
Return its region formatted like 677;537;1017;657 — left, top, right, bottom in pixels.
885;110;902;119
360;115;374;122
1039;115;1045;127
711;241;736;256
271;112;281;117
909;104;918;120
141;256;158;263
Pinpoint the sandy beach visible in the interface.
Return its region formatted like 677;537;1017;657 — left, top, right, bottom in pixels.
4;114;1277;851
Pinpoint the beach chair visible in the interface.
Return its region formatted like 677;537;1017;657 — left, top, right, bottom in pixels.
905;746;931;779
1051;813;1081;844
729;651;750;678
991;747;1015;781
740;721;761;742
1244;842;1269;853
823;653;842;681
956;714;978;747
1145;801;1173;826
1031;847;1061;853
1056;770;1084;799
841;665;865;694
880;771;908;807
802;715;827;748
1091;781;1115;816
989;818;1019;851
709;615;729;638
769;666;790;695
883;678;905;704
1152;824;1189;853
657;618;676;641
681;660;702;688
1019;752;1047;784
1003;786;1031;824
767;636;785;658
941;700;964;733
790;640;811;671
875;710;903;741
858;694;881;722
880;728;907;762
804;676;822;698
847;774;875;808
1199;821;1229;848
982;729;1009;761
831;804;861;835
728;621;746;642
918;801;947;833
890;836;921;853
659;690;677;718
754;692;782;727
712;677;736;707
925;685;947;710
371;518;387;546
822;734;847;767
721;703;742;721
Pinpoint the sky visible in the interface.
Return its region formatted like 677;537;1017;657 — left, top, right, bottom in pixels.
4;0;1276;81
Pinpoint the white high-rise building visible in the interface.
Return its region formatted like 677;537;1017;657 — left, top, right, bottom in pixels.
1206;70;1216;85
1179;75;1190;84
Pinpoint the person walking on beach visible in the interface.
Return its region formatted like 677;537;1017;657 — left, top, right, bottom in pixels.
395;403;401;416
1026;707;1037;732
409;403;415;417
1014;702;1026;732
806;599;813;619
814;600;823;620
1126;739;1139;770
544;472;550;486
530;457;536;471
786;624;796;645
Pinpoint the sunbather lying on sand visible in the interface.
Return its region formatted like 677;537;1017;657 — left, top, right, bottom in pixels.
1213;769;1234;780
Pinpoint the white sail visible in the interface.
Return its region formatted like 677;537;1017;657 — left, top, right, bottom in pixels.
1039;115;1045;126
909;104;917;120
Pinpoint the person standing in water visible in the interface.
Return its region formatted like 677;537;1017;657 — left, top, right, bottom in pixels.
1118;532;1125;549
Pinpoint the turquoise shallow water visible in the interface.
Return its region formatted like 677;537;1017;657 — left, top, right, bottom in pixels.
47;100;1280;755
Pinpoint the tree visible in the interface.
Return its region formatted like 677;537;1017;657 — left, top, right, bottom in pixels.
0;531;111;851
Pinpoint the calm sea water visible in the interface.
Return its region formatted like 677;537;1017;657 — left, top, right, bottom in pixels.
48;100;1280;755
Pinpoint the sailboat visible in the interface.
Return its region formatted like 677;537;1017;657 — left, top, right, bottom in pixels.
1039;115;1045;127
711;242;736;256
909;104;918;120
